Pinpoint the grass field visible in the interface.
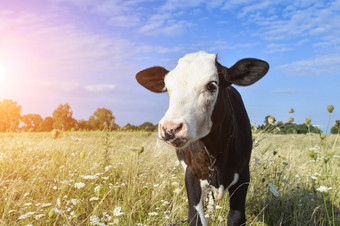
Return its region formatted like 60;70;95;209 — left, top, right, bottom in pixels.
0;131;339;225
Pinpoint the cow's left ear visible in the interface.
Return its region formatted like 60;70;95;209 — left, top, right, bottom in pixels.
225;58;269;86
136;66;169;93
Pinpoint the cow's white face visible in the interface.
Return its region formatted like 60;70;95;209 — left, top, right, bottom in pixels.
159;52;219;148
136;51;269;149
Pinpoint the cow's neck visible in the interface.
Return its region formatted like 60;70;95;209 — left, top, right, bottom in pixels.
200;88;234;157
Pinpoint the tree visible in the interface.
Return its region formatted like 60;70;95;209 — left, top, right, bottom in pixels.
77;120;90;130
21;114;43;132
52;103;76;131
121;123;138;131
139;122;157;131
331;120;340;134
0;99;21;132
331;126;339;134
39;117;54;132
88;108;116;130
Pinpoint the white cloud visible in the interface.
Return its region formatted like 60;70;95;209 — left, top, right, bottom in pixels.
266;43;293;53
277;54;340;77
85;84;116;92
108;15;141;27
238;1;273;18
0;9;136;77
160;0;206;11
273;88;301;94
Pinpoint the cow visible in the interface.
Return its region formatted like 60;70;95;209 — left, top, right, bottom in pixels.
136;51;269;226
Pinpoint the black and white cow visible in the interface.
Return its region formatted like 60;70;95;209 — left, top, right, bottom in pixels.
136;51;269;226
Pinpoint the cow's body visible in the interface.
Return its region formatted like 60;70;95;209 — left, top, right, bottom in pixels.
136;51;269;225
177;86;252;225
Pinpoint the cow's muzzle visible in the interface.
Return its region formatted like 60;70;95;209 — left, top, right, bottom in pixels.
159;121;188;148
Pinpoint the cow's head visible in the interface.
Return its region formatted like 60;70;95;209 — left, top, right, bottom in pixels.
136;51;269;149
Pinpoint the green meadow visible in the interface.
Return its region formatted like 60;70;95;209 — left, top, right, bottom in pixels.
0;130;339;226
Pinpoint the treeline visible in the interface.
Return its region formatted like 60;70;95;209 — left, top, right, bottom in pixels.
0;99;157;132
256;115;340;134
1;99;339;134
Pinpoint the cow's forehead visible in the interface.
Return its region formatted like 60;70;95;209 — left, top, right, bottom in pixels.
165;51;218;88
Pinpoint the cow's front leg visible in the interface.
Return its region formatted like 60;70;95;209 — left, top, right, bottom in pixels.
185;167;207;226
227;169;249;226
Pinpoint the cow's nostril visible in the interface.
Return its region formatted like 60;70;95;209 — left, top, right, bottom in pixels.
174;123;183;134
162;126;175;140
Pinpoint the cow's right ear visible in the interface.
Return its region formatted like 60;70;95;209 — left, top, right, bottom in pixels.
136;66;168;93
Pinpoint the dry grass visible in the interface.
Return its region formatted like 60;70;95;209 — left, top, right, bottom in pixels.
0;131;339;225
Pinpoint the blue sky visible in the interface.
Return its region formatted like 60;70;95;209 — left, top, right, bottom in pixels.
0;0;339;131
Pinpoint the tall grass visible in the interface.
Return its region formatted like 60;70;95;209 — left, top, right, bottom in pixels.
0;130;339;225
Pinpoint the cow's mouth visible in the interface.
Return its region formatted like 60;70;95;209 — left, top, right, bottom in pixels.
164;137;188;148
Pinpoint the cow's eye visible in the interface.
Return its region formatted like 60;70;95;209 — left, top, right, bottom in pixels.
206;81;218;92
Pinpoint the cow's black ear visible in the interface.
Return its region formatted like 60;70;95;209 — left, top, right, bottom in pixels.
226;58;269;86
136;66;168;93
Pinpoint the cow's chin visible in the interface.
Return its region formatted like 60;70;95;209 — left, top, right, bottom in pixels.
163;137;189;149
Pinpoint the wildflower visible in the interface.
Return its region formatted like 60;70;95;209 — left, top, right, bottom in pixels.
90;197;100;201
288;117;294;123
51;208;64;214
35;214;46;220
269;182;279;197
335;120;340;129
51;129;60;139
18;212;35;220
70;211;77;218
162;200;170;205
81;175;99;180
90;215;105;226
80;151;85;159
94;185;102;195
70;199;79;205
305;118;311;125
288;108;294;113
267;116;276;125
173;188;181;194
71;136;81;141
101;212;112;222
310;175;317;180
105;165;116;172
41;203;52;208
216;205;222;209
48;209;55;218
316;186;332;193
53;186;58;190
148;212;159;216
56;198;61;207
113;206;124;216
327;105;334;113
171;181;179;187
74;182;85;189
